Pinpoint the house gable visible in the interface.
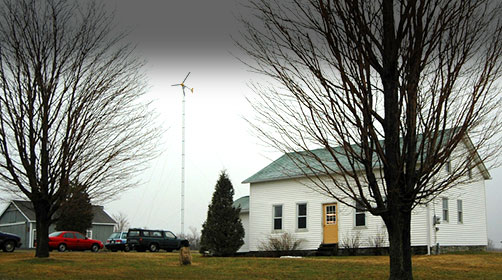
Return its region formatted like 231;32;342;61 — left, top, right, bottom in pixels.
0;203;30;224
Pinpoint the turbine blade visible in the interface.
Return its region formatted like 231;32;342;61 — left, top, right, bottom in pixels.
172;84;181;86
182;72;191;83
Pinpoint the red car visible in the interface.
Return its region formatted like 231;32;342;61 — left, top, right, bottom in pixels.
48;231;103;252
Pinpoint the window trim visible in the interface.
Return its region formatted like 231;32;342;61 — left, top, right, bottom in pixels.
85;229;93;239
272;204;283;232
466;156;475;179
354;200;367;228
457;199;463;224
442;197;449;223
445;159;451;174
296;202;308;231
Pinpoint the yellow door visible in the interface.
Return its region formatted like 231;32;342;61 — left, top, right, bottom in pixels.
323;203;338;244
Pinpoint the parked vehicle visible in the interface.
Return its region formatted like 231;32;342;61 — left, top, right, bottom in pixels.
48;231;103;252
0;231;22;252
127;228;188;252
105;232;130;252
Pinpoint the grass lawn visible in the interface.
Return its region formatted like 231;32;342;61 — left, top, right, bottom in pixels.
0;251;501;279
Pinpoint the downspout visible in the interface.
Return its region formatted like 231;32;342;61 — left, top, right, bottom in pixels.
426;203;431;255
433;201;438;254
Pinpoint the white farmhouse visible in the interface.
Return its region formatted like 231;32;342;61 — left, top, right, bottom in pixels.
236;138;490;254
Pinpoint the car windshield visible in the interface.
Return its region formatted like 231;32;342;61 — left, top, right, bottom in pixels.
108;232;120;239
49;231;62;237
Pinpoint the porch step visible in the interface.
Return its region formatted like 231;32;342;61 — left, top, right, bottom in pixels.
317;243;338;256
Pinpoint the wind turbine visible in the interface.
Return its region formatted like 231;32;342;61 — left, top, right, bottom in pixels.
172;72;193;235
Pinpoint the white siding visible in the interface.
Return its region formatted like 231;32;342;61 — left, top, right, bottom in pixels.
249;179;331;251
429;179;488;246
245;177;487;252
238;212;249;252
248;178;391;251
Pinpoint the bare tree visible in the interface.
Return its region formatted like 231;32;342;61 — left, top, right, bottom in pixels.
238;0;502;279
112;212;130;233
0;0;159;257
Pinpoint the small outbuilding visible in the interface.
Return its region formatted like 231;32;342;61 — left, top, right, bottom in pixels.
233;195;249;253
0;200;116;248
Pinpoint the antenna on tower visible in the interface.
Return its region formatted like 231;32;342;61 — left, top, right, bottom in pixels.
172;72;193;235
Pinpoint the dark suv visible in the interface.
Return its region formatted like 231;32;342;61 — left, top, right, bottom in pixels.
126;228;188;252
0;231;22;252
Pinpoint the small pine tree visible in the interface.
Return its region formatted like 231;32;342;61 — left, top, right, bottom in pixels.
55;183;94;234
200;171;244;256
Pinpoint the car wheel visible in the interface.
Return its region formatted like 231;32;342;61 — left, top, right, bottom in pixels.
3;240;15;252
91;244;100;252
123;245;130;252
149;243;159;252
58;243;67;252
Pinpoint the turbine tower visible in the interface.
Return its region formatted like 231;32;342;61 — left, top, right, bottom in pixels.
172;72;193;235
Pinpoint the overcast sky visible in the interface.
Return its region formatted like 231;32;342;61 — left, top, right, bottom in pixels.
1;0;500;248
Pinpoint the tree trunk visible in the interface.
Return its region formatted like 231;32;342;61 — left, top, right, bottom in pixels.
383;210;413;280
33;201;51;258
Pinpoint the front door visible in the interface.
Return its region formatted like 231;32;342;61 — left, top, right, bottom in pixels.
323;203;338;244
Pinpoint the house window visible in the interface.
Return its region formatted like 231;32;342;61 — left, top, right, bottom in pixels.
273;205;283;230
86;230;92;239
457;200;463;224
467;158;473;179
297;203;307;229
445;159;451;173
442;197;449;222
355;200;366;227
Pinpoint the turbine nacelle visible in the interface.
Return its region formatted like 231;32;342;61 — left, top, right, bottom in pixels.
172;72;194;94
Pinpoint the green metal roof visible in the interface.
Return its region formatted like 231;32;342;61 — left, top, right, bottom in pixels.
242;146;356;184
242;130;491;184
233;195;249;212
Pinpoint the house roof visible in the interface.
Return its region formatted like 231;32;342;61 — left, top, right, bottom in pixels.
91;206;116;224
13;200;36;221
243;132;491;184
6;200;116;225
233;196;249;213
242;146;352;184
